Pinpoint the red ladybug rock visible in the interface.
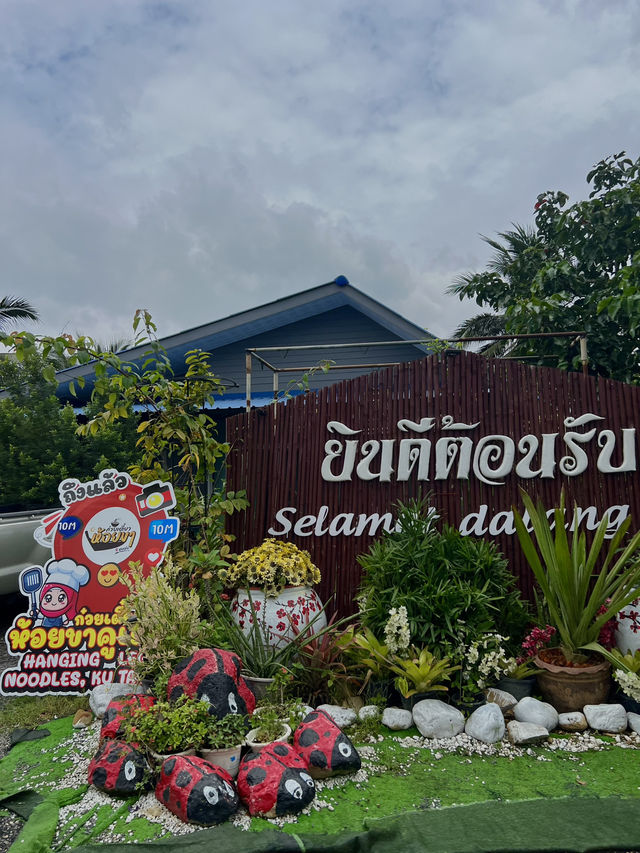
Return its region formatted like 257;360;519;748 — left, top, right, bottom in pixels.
101;694;156;740
237;742;315;817
167;648;256;718
88;739;151;795
155;754;238;825
293;710;361;778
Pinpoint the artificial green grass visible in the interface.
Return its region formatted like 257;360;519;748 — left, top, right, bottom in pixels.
0;694;86;735
250;728;640;837
2;718;640;850
0;717;85;797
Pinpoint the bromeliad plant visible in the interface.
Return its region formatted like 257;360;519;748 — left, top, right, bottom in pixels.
347;627;395;695
514;490;640;663
388;646;460;699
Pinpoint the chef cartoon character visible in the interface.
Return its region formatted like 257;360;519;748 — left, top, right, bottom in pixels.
36;558;90;627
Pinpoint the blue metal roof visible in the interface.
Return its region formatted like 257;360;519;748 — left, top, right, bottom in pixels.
58;277;432;405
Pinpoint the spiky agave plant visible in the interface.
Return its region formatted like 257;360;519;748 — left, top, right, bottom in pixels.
513;490;640;663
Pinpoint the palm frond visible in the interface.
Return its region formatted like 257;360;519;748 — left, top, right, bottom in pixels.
0;296;39;330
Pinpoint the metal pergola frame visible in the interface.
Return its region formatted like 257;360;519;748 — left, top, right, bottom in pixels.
244;332;588;411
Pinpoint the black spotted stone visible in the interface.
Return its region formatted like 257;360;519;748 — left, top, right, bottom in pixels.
166;649;256;719
237;742;314;817
293;709;361;779
155;754;238;826
88;740;151;795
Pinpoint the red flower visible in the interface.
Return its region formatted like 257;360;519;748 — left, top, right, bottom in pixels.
521;625;556;658
596;604;617;649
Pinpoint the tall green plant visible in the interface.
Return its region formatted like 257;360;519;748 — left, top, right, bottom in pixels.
513;490;640;662
119;556;212;684
357;499;529;654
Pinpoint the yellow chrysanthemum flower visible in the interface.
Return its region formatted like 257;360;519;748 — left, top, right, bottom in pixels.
231;538;321;597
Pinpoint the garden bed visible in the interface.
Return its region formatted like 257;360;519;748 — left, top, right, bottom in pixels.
2;714;640;852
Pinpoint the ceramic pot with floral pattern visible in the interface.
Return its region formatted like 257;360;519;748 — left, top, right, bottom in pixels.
231;586;326;649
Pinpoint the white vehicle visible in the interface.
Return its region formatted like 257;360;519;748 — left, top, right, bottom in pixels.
0;509;54;596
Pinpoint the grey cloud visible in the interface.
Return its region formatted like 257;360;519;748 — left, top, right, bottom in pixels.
1;0;639;342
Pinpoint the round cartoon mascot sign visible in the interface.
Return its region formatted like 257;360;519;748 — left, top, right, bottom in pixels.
1;469;179;695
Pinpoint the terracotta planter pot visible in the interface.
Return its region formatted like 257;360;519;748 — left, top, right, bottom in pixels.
231;586;326;649
534;652;611;713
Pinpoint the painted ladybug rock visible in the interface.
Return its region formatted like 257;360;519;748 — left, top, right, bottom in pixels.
101;694;156;740
167;648;256;718
155;754;238;825
293;710;361;778
88;739;151;795
237;742;315;817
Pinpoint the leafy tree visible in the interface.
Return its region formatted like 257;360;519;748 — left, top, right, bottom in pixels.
0;312;248;588
451;225;542;356
0;296;38;331
0;353;137;510
449;152;640;383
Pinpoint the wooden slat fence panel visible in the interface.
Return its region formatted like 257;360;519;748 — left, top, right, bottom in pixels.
226;352;640;616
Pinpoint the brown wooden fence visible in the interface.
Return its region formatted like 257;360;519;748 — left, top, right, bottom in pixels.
226;351;640;616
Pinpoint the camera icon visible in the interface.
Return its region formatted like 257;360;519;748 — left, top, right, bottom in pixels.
135;481;176;517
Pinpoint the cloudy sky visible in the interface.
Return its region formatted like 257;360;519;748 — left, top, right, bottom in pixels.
2;0;639;344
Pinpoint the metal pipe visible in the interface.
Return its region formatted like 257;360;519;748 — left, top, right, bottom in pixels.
245;352;252;413
250;352;279;370
245;331;586;354
270;362;402;374
273;372;279;420
580;336;589;376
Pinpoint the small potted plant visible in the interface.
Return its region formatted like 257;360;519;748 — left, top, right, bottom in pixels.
245;704;292;752
215;594;301;695
495;626;556;699
243;670;307;751
123;694;210;761
606;648;640;714
199;713;250;778
463;631;541;702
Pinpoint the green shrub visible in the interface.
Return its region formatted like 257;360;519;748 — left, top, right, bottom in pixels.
357;499;529;654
